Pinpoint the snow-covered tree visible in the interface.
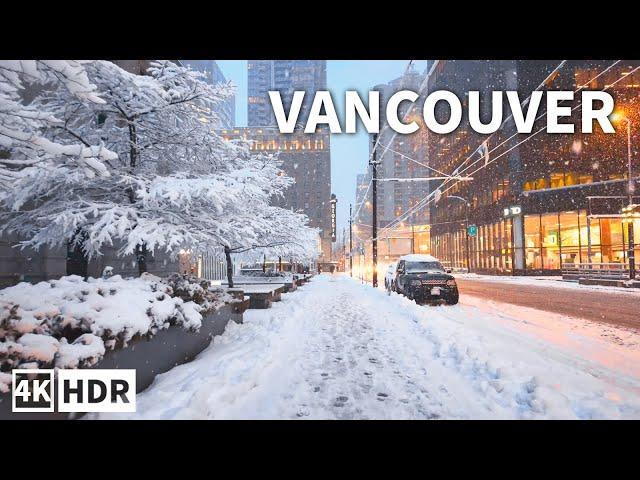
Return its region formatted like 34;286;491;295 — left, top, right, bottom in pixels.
0;60;117;191
0;60;318;277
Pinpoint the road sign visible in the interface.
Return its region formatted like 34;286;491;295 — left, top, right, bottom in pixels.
467;224;478;237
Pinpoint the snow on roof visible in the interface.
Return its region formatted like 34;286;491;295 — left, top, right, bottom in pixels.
398;254;440;262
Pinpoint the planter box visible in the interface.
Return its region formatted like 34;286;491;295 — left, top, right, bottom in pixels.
0;302;240;420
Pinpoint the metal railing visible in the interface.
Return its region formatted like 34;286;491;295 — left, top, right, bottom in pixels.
561;262;630;279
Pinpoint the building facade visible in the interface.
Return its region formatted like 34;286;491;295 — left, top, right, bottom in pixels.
373;64;430;229
427;60;640;275
350;65;433;282
248;60;327;128
181;60;235;128
219;127;332;261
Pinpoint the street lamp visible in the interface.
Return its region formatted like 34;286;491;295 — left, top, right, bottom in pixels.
611;110;634;204
612;110;637;280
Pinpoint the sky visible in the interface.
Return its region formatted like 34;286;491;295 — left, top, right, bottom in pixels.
216;60;429;232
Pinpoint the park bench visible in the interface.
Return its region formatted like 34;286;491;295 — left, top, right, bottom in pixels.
226;284;286;309
223;275;297;293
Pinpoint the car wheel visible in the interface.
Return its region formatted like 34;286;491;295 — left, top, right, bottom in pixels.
445;290;459;305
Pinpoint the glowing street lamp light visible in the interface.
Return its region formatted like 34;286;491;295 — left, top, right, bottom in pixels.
611;110;634;204
613;110;637;280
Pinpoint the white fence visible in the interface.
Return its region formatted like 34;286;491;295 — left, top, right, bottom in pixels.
198;250;240;281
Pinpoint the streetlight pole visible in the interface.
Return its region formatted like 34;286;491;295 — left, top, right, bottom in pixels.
371;133;379;288
625;119;635;280
349;204;353;277
613;111;636;280
342;227;346;272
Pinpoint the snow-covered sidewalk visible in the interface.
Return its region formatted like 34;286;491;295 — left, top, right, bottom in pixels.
93;275;640;420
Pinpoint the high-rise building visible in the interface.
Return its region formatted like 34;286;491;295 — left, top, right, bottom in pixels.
242;61;332;262
427;60;640;275
219;127;332;261
349;64;436;280
248;60;327;128
372;64;430;229
182;60;235;128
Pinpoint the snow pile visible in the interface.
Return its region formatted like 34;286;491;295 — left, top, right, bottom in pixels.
94;275;640;420
1;273;234;392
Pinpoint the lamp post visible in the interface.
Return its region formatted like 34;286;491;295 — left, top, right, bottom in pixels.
370;133;379;288
613;111;636;280
349;204;353;277
622;204;639;280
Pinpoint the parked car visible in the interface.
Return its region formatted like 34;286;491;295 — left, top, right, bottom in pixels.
384;262;398;293
394;254;459;305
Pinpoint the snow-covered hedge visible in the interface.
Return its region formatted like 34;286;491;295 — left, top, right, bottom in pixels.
0;273;233;393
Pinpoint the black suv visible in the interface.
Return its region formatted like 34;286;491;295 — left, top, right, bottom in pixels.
394;255;459;305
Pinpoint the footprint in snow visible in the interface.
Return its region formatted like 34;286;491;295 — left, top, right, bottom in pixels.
377;393;389;401
334;396;349;408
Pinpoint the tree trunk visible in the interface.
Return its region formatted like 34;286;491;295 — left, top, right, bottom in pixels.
136;243;148;276
262;254;266;273
128;121;138;170
278;256;282;272
224;246;234;288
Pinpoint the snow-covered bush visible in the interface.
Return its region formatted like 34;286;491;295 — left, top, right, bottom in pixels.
0;273;234;393
163;273;233;312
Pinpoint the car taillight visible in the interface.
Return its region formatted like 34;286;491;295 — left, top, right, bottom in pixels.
446;279;456;286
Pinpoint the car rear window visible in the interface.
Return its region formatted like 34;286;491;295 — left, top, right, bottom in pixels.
405;261;444;272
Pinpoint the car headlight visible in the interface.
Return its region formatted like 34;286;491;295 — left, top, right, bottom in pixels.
411;280;422;286
446;279;456;287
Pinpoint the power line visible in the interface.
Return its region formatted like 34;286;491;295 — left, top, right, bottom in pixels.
350;60;428;222
374;60;630;241
376;60;623;239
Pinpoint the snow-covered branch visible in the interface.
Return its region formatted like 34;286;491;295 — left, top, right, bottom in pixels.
0;60;318;275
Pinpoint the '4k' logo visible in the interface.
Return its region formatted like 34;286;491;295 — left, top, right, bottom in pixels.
12;370;55;412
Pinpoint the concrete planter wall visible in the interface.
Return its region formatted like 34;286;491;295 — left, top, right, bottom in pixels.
0;303;241;420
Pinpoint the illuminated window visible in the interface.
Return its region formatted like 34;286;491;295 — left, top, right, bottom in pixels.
578;174;593;184
550;173;565;189
534;177;548;190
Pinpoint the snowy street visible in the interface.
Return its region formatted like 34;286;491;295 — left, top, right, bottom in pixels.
454;275;640;329
94;275;640;420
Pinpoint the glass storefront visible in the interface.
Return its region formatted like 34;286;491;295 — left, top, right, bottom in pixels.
522;210;638;271
432;218;514;273
432;210;640;274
